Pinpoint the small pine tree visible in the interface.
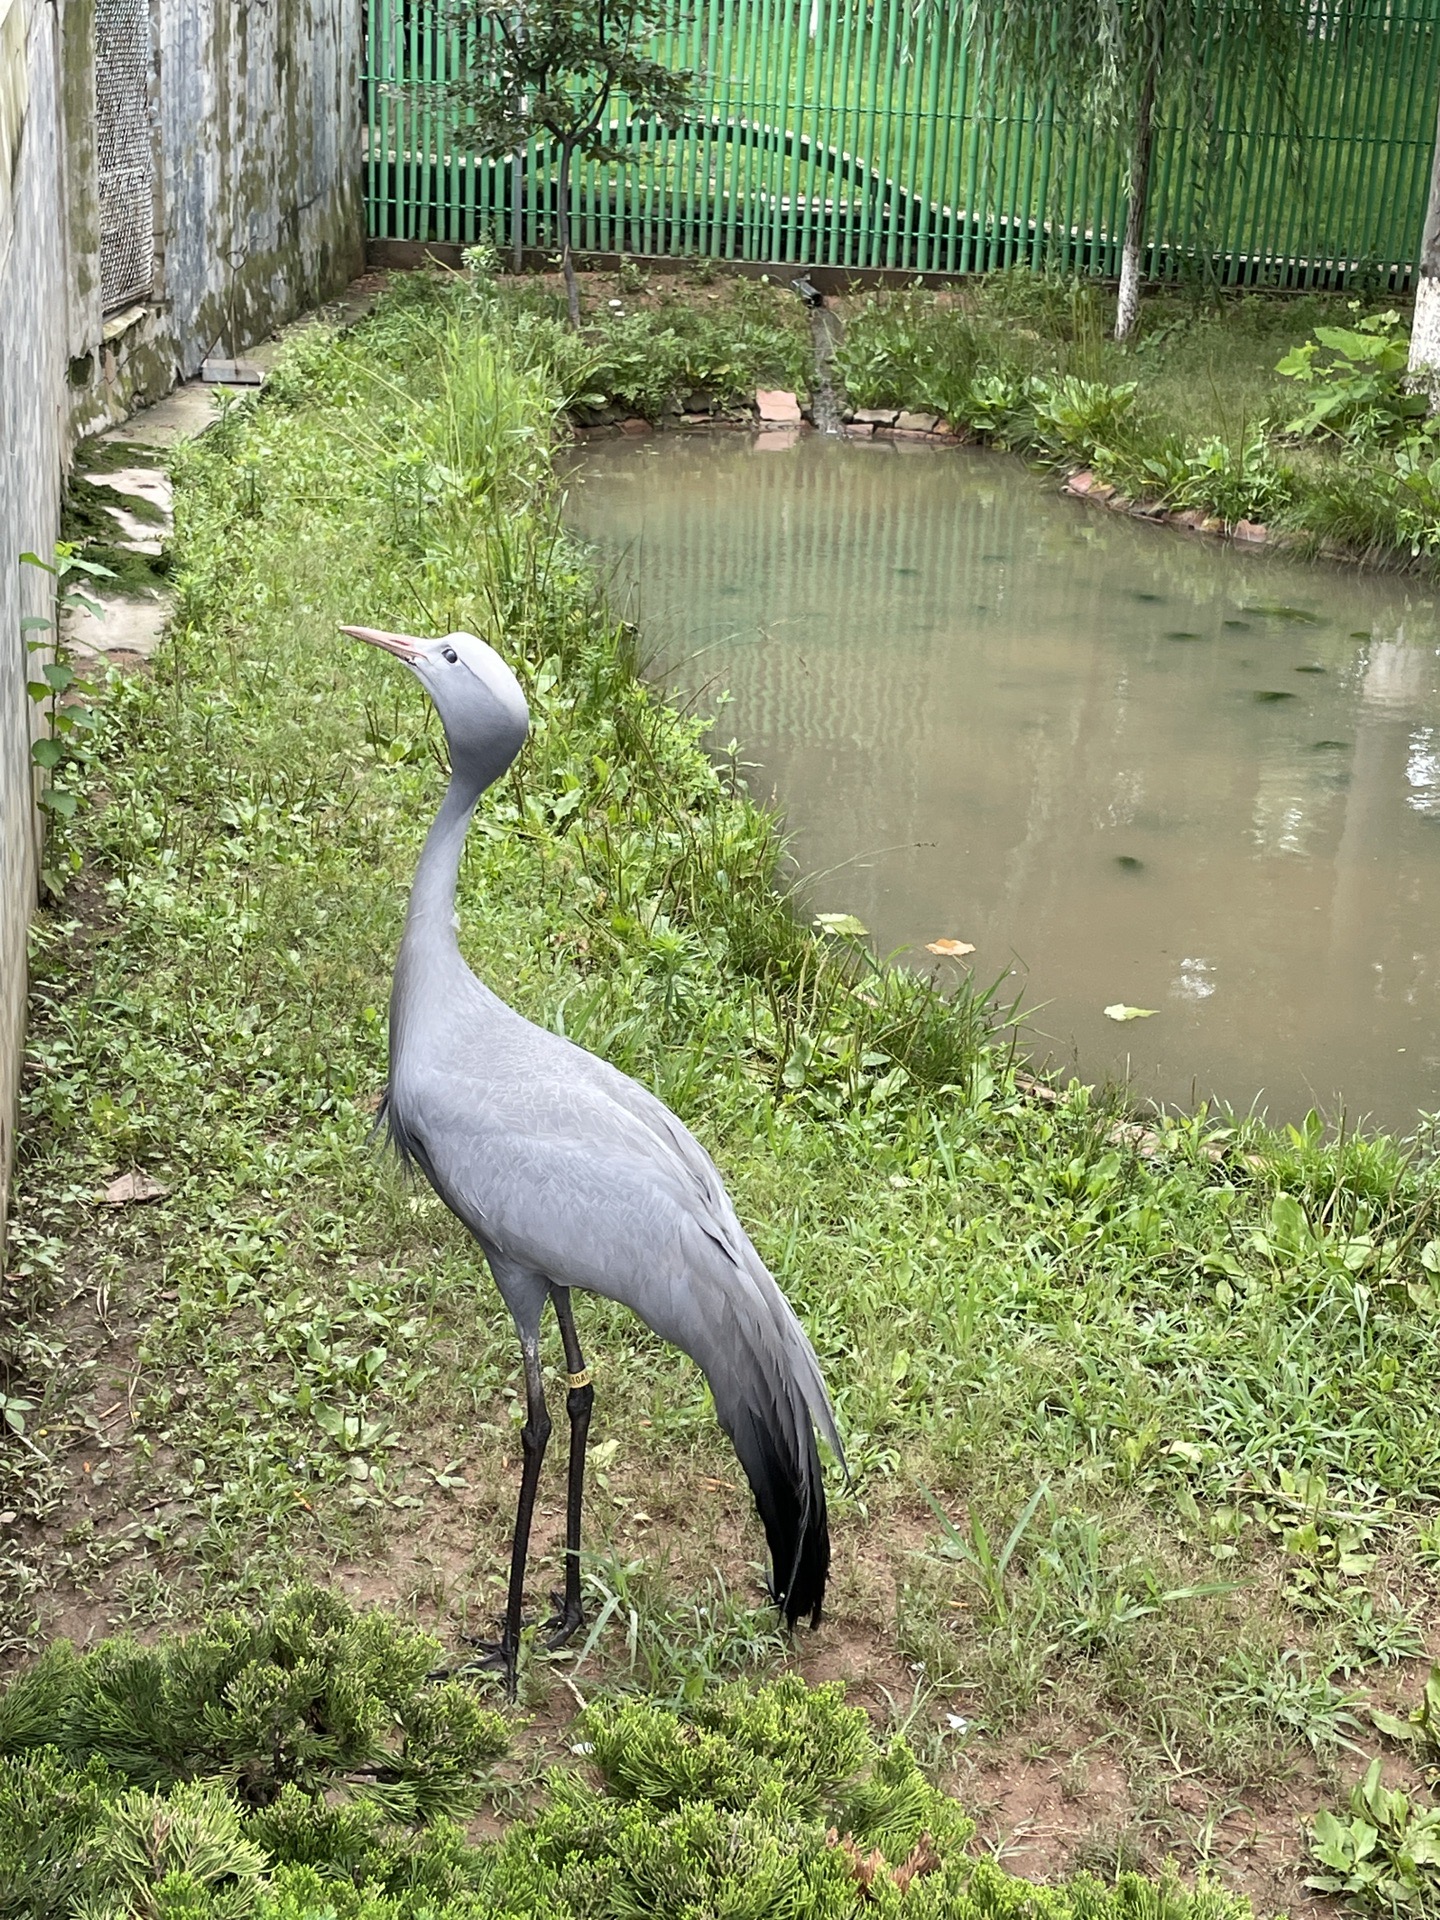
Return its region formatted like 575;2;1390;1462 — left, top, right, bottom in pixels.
0;1586;506;1820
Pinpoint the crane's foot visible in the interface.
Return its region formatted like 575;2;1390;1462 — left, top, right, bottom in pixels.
455;1632;519;1698
543;1590;585;1649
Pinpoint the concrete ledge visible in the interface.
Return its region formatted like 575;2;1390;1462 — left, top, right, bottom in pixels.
367;238;985;293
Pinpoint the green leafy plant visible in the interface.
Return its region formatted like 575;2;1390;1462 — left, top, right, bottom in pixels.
19;545;110;836
831;290;984;418
1172;432;1292;524
1277;308;1431;444
919;1483;1050;1620
963;366;1029;438
1025;374;1139;457
1216;1647;1369;1756
1372;1667;1440;1779
1307;1759;1440;1917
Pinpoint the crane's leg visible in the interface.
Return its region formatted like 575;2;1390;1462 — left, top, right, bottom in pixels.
545;1284;594;1648
498;1330;551;1694
461;1327;551;1698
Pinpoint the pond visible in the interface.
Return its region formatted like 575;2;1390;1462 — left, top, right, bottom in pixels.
562;430;1440;1131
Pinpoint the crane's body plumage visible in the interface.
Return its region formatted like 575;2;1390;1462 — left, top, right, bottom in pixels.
341;623;842;1689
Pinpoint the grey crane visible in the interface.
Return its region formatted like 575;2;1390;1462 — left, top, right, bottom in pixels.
340;623;845;1694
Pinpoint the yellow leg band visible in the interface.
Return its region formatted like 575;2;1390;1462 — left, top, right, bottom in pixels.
567;1369;593;1389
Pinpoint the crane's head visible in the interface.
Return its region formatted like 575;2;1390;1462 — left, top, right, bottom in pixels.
341;625;529;790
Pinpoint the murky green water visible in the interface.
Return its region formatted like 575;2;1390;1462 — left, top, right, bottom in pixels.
562;431;1440;1129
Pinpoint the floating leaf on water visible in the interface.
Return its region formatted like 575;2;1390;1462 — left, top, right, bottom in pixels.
926;937;976;956
1311;739;1351;750
814;911;869;938
1240;603;1321;622
1294;664;1326;673
1114;855;1145;871
1104;1004;1158;1022
1253;689;1296;702
1165;630;1204;641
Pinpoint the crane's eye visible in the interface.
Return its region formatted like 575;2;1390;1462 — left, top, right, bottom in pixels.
441;645;458;664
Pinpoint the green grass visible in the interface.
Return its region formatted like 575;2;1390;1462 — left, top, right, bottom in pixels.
5;273;1440;1905
466;255;814;418
831;273;1440;563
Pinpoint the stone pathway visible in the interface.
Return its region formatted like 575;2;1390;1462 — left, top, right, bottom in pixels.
62;277;380;671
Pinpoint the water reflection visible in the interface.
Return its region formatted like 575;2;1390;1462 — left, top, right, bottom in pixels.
562;431;1440;1128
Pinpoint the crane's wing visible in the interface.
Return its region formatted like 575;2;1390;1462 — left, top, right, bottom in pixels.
550;1036;847;1467
397;1053;841;1625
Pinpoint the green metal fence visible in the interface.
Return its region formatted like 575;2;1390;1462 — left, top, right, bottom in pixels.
365;0;1440;288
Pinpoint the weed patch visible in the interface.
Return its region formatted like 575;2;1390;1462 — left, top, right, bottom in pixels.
833;276;1440;562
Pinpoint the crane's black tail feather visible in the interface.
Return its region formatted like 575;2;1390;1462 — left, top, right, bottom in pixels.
725;1378;831;1628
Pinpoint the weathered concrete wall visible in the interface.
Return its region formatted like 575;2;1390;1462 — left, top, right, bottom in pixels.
1;0;363;1243
0;0;67;1246
159;0;364;378
68;0;365;431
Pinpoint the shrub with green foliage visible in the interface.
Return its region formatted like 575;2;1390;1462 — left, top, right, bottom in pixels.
462;255;812;418
0;1632;1272;1920
0;1585;504;1819
0;1589;506;1919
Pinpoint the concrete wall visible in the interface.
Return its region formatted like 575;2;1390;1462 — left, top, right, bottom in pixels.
0;0;364;1241
66;0;365;433
1;0;66;1239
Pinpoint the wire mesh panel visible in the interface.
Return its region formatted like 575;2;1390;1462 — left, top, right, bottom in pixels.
96;0;155;311
365;0;1440;287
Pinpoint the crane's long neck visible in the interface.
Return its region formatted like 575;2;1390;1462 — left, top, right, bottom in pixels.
401;774;482;962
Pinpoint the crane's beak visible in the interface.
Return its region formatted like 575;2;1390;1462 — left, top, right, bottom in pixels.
339;624;424;662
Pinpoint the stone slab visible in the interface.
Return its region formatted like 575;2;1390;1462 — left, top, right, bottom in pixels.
896;410;940;432
62;590;172;661
90;468;174;519
200;358;266;385
99;382;224;447
98;504;164;554
756;388;802;423
854;406;899;425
